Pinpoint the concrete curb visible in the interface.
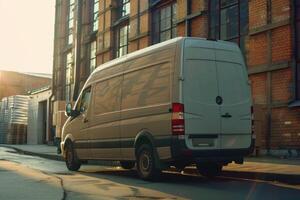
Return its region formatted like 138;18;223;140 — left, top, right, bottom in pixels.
1;145;300;184
221;170;300;185
176;167;300;185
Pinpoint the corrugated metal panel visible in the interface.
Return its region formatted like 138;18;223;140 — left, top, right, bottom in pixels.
0;95;29;144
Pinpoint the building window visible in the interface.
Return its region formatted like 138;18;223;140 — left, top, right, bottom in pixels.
92;0;99;32
118;0;130;18
295;0;300;99
67;0;75;45
209;0;248;53
152;3;177;44
90;41;97;73
116;24;129;57
65;52;74;102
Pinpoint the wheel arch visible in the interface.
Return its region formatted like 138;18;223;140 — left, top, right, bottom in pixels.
134;130;155;155
134;130;163;169
61;134;75;158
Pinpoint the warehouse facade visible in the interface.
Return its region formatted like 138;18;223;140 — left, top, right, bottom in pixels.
52;0;300;155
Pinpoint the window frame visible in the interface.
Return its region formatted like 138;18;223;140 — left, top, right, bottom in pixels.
116;23;129;58
67;0;75;45
118;0;130;18
89;40;97;73
65;52;74;102
208;0;249;53
92;0;100;32
151;2;177;44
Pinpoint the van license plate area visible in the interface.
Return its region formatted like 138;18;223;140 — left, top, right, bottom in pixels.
192;138;214;147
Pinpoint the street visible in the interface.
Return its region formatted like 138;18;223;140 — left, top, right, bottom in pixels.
0;147;299;200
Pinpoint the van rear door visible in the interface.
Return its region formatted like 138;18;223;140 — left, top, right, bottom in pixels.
182;39;251;150
215;44;252;149
182;39;221;150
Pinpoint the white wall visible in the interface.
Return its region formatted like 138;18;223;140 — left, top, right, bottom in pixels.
27;90;51;144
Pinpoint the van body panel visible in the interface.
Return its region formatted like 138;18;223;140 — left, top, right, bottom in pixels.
182;38;251;151
120;47;175;160
88;76;123;160
120;112;172;160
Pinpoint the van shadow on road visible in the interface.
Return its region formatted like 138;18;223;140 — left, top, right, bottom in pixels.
78;168;300;200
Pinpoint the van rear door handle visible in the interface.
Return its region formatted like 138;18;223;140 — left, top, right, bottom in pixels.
221;113;232;118
83;118;89;123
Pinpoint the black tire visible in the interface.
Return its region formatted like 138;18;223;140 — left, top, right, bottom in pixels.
196;162;222;178
136;144;161;180
65;143;81;171
120;161;135;170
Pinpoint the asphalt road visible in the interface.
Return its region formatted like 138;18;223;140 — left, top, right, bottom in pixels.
0;147;299;200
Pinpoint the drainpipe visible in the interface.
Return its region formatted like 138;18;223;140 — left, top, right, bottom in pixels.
73;0;83;101
290;0;297;102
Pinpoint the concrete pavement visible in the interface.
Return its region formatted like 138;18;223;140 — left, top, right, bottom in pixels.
1;144;300;184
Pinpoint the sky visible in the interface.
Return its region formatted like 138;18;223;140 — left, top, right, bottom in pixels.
0;0;55;74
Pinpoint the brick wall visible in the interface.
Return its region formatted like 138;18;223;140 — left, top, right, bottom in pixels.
0;71;51;100
271;107;300;149
248;33;268;66
271;25;292;62
249;0;267;29
248;0;300;150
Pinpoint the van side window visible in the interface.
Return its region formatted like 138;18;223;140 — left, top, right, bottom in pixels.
76;87;91;114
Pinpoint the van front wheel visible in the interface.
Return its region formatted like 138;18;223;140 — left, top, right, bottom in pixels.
196;162;222;178
65;143;81;171
136;144;161;180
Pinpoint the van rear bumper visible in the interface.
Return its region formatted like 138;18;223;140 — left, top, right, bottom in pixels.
170;136;255;164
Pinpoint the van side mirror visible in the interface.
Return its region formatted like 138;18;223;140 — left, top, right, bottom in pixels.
65;103;78;117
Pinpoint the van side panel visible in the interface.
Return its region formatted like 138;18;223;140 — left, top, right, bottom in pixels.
88;75;123;160
120;47;175;160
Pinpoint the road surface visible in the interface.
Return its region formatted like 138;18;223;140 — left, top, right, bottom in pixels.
0;147;299;200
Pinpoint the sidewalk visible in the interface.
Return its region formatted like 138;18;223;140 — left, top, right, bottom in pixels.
0;144;63;161
1;144;300;184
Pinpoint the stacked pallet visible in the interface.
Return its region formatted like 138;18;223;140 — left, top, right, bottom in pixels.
0;98;8;143
0;95;29;144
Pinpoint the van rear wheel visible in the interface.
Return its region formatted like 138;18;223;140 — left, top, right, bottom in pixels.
120;161;135;169
196;162;222;178
65;143;81;171
136;144;161;180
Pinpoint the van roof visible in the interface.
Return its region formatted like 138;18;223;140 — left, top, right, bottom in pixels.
92;37;239;76
92;37;183;75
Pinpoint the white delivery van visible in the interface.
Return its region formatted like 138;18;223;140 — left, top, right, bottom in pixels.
61;37;254;180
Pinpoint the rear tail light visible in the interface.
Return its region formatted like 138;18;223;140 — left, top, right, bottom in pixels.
172;103;185;135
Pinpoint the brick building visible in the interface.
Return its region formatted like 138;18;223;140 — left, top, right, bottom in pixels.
52;0;300;154
0;70;52;100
